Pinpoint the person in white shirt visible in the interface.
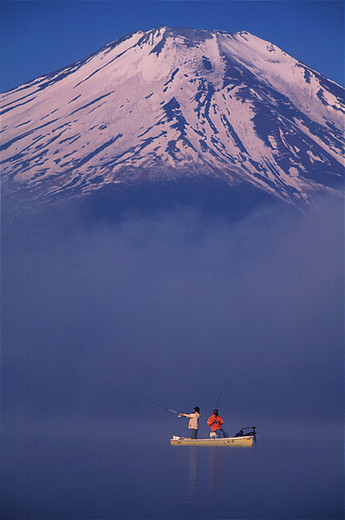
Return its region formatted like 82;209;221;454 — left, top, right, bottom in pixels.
178;407;200;439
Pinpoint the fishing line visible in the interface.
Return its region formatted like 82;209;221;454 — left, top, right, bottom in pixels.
144;397;178;415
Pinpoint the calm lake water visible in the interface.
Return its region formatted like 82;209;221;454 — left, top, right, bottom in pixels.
3;431;344;519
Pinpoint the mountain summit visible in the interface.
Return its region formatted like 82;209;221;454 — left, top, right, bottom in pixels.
1;26;344;210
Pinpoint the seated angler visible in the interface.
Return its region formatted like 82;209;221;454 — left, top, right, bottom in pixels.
207;409;229;438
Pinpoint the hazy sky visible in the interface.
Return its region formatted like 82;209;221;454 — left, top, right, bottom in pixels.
3;194;343;442
1;0;344;92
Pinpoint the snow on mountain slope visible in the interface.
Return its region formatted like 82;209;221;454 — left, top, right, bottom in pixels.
1;27;344;208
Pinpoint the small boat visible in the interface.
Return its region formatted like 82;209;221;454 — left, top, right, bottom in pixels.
170;426;256;447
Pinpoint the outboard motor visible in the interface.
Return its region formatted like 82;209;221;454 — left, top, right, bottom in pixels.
235;426;256;437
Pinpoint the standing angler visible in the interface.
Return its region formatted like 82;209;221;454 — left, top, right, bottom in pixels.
207;409;229;438
178;407;200;439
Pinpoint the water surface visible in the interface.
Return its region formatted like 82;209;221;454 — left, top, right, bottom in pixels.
3;431;343;519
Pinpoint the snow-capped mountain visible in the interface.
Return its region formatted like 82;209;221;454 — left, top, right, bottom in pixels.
1;26;344;209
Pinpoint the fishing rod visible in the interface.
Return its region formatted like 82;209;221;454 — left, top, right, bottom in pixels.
144;397;179;415
216;384;222;409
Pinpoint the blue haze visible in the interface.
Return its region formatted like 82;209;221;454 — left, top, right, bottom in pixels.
2;194;344;518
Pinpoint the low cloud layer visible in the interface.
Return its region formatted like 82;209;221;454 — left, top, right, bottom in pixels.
2;194;343;440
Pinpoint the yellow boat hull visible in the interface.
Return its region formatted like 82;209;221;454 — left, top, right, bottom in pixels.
170;435;255;447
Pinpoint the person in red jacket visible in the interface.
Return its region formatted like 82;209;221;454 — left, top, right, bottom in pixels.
207;409;229;438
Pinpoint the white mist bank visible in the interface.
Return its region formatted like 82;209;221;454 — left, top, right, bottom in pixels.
2;194;343;443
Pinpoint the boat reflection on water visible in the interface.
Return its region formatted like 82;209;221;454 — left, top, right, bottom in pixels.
207;448;222;503
186;447;223;505
187;448;198;503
